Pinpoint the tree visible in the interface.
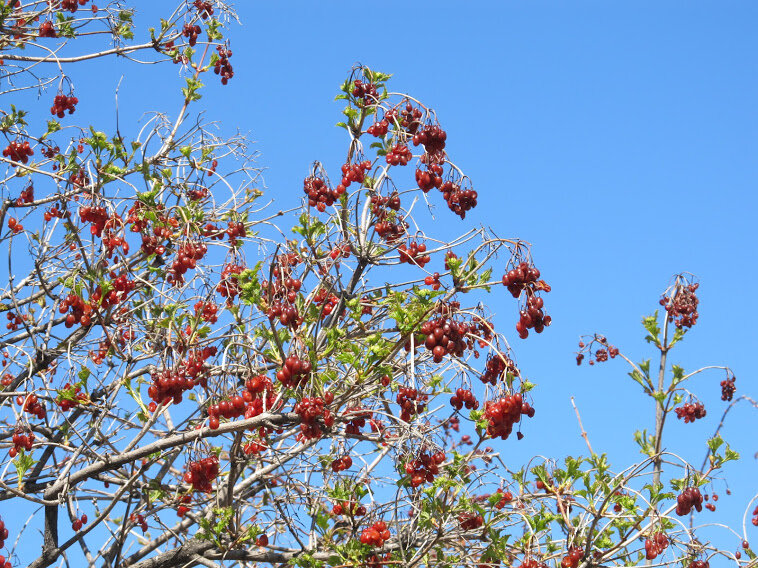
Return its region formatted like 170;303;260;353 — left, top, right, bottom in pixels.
0;2;753;568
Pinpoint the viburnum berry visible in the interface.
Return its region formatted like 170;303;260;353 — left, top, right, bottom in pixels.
459;512;484;531
0;516;11;550
51;93;78;118
482;392;534;441
182;23;201;47
398;240;430;268
403;450;444;487
214;45;233;84
183;455;220;493
480;354;519;386
660;278;699;328
129;512;148;533
351;79;378;106
675;401;706;423
385;143;412;166
676;486;704;516
493;488;513;509
38;20;57;37
689;560;710;568
450;388;479;411
331;454;352;472
721;374;736;401
193;0;213;18
216;262;245;306
396;387;428;422
367;118;389;137
644;532;669;560
560;547;584;568
413;123;447;163
3;139;34;164
293;396;333;441
276;355;312;388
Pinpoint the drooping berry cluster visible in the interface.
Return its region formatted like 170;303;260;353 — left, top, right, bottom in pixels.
331;454;352;472
440;180;478;219
182;23;201;46
184;455;220;493
415;163;443;193
493;488;514;509
360;520;390;547
459;512;484;531
482;393;533;441
71;513;88;531
351;79;378;106
450;388;479;411
193;0;214;18
661;281;699;329
721;374;736;401
260;252;303;328
675;401;706;423
129;513;148;533
304;175;342;212
417;312;478;363
424;272;441;290
10;427;34;457
367;118;389;137
337;160;372;194
168;241;207;286
214;45;234;84
0;517;10;553
61;0;89;12
413;123;447;163
502;261;551;338
216;262;245;306
386;103;422;135
404;450;445;488
194;300;219;323
385;144;412;166
51;93;78;117
690;560;710;568
398;241;430;268
331;500;366;517
676;486;704;516
644;532;669;560
371;193;407;243
480;354;520;386
18;393;46;420
3;140;34;163
560;547;584;568
294;396;334;441
38;20;57;37
751;504;758;526
396;387;428;422
207;393;248;429
146;346;217;407
276;355;312;388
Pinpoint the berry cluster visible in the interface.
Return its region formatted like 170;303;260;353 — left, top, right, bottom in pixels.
480;354;519;386
216;262;244;306
459;512;484;531
367;118;389;137
71;513;87;532
331;500;366;517
5;310;24;329
168;241;207;286
398;241;430;268
676;486;704;516
6;217;23;234
38;20;57;37
388;103;422;135
0;517;10;554
78;205;108;236
418;313;478;363
440;180;478;219
351;79;378;106
661;281;699;328
3;140;34;163
51;93;78;118
294;396;334;441
194;300;219;323
721;375;736;401
344;406;371;435
360;520;390;547
176;494;192;517
43;205;65;222
493;488;514;509
331;454;352;472
10;427;34;457
18;393;46;420
214;46;234;84
15;184;33;206
751;505;758;526
337;160;372;193
482;393;533;441
644;532;669;560
193;0;213;18
502;261;551;338
450;388;479;411
183;455;220;493
276;355;312;388
404;450;445;488
385;144;413;166
560;547;584;568
396;387;428;422
207;393;248;429
61;0;89;12
416;164;443;192
182;23;201;47
225;220;246;246
56;382;88;411
371;193;408;243
413;123;447;165
675;401;706;423
146;346;217;407
129;513;148;533
424;272;442;290
690;560;710;568
304;175;342;212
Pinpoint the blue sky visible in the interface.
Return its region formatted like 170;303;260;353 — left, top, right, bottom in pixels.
7;0;757;562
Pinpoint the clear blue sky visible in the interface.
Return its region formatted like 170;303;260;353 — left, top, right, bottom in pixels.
11;0;758;561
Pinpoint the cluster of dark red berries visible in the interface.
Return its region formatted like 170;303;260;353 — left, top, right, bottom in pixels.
721;375;736;401
404;450;445;488
689;560;710;568
338;160;371;193
10;427;34;457
675;401;706;423
424;272;442;290
78;205;108;236
385;144;412;166
0;517;10;559
416;163;444;192
396;387;428;422
71;513;88;532
15;184;33;206
146;346;217;407
3;140;34;164
441;180;478;219
351;79;378;106
216;262;244;306
168;241;207;286
751;505;758;526
459;512;484;531
43;205;65;222
661;282;699;328
294;395;334;441
129;513;148;533
61;0;89;13
367;118;389;137
418;314;476;363
243;374;278;416
331;500;366;517
59;293;94;327
304;175;343;212
560;547;584;568
193;0;213;18
371;193;407;243
398;241;430;268
413;123;447;163
483;393;533;441
480;354;519;386
18;393;46;420
207;393;248;429
276;355;312;388
387;103;422;135
194;300;218;323
176;494;192;517
225;220;246;246
676;486;703;516
450;388;479;411
6;217;23;234
38;20;56;37
644;532;669;560
502;261;551;338
5;311;24;330
51;93;78;118
56;382;88;411
182;23;201;47
214;46;233;84
493;488;514;509
344;406;372;435
331;454;352;472
360;520;390;547
184;455;219;493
